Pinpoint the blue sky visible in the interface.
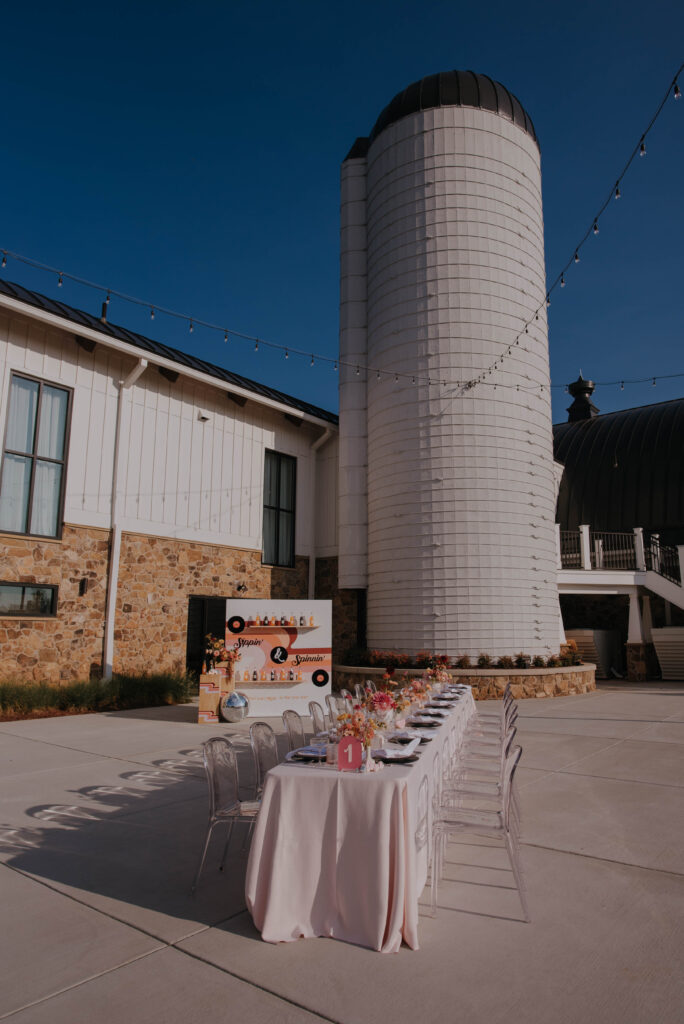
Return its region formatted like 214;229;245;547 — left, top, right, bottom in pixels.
2;0;682;422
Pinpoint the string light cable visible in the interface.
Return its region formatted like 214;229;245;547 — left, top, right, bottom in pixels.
0;62;682;393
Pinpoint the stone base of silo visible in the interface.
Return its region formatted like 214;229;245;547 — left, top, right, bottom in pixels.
333;664;596;699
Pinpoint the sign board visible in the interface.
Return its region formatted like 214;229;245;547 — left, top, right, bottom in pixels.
338;736;363;771
225;599;332;718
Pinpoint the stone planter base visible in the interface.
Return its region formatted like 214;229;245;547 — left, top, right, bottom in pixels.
333;663;596;699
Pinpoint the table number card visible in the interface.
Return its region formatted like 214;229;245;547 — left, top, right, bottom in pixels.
338;736;362;771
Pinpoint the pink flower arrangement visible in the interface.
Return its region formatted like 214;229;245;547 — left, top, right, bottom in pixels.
337;709;377;748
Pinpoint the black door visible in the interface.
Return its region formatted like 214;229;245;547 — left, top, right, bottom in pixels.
186;596;228;676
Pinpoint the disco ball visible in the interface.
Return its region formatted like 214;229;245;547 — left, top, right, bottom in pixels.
219;690;249;723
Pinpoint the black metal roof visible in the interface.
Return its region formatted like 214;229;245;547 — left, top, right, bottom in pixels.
0;278;338;426
346;70;538;160
553;397;684;544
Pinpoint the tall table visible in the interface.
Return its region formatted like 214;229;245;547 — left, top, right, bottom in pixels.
245;690;476;953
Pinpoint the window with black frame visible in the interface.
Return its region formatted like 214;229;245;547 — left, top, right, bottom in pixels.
0;582;58;617
262;450;296;567
0;373;71;538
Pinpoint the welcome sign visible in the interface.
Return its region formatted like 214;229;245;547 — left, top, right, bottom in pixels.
224;599;332;717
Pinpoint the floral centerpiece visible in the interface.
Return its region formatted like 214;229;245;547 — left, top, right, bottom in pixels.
367;689;396;730
204;634;241;677
337;708;376;748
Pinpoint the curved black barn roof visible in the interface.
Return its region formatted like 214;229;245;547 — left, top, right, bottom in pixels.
346;70;538;160
553;397;684;544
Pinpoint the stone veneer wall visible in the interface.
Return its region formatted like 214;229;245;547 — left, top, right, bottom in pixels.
333;664;596;699
315;556;359;662
114;533;309;674
1;525;312;682
0;525;110;682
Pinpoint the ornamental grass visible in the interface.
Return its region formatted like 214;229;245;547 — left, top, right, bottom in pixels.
0;671;192;720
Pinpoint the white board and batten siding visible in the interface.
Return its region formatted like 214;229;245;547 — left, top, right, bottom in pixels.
0;308;338;558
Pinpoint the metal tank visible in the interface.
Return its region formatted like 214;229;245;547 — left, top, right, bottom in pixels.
338;70;560;657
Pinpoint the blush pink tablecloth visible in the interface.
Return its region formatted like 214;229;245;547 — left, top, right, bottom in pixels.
245;690;476;953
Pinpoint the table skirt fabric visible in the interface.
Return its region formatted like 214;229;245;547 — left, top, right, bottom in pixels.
245;690;476;953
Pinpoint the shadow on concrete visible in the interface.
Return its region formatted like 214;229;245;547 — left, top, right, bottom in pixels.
0;731;269;943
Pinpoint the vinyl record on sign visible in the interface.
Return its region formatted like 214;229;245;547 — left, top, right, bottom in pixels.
227;615;245;634
312;669;329;687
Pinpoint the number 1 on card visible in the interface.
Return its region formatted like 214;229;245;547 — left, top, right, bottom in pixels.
338;736;362;771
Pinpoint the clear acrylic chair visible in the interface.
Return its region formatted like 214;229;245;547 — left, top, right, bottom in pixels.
249;721;280;798
354;682;366;701
339;688;355;709
365;679;378;694
415;775;430;853
308;700;327;738
282;709;306;752
430;745;529;922
192;737;261;893
326;693;348;729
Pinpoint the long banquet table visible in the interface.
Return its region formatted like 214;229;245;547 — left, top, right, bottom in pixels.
245;688;477;953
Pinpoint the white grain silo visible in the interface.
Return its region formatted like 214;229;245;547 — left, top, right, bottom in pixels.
338;70;560;658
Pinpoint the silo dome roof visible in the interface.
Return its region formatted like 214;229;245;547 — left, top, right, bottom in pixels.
354;70;539;155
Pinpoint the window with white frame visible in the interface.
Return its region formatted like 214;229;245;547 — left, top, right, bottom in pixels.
0;373;71;538
262;450;296;567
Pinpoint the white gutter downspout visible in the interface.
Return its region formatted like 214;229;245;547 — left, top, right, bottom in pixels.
102;358;148;679
308;428;332;599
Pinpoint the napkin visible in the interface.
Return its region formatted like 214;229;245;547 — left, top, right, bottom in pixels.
376;737;420;759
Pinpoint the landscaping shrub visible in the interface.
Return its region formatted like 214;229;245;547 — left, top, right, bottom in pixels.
0;671;192;719
477;653;493;667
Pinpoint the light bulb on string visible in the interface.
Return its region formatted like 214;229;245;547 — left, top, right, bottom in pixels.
224;332;228;343
1;253;6;269
560;274;565;288
574;252;580;263
311;355;315;367
285;349;289;359
333;361;338;371
254;339;258;352
639;139;646;156
546;294;550;307
620;381;624;390
394;374;398;383
189;319;194;334
150;307;155;321
675;82;681;99
105;292;110;306
593;221;599;235
615;184;621;200
356;366;360;376
652;377;656;386
57;273;63;287
376;369;380;380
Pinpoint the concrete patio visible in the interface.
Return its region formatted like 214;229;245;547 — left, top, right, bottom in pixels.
0;684;682;1024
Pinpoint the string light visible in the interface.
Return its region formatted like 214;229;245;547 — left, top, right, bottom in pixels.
0;61;680;399
224;332;228;343
334;361;337;371
285;349;289;359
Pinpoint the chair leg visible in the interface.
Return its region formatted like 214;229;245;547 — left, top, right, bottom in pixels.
218;820;235;872
192;821;215;894
505;831;530;922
